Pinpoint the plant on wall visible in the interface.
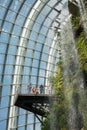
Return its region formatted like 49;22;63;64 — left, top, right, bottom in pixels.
42;61;68;130
71;13;87;130
77;31;87;72
71;14;87;72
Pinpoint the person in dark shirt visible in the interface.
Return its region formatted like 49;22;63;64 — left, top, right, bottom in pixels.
39;84;44;94
27;83;32;94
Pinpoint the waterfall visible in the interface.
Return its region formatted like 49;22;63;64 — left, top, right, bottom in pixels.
60;11;87;129
42;1;87;130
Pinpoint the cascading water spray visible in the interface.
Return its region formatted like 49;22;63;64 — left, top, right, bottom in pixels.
60;1;87;129
60;14;86;129
42;1;87;130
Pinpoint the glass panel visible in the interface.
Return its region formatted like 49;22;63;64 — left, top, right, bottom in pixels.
43;46;49;53
36;43;42;51
3;75;12;84
2;86;10;96
37;34;45;43
24;58;31;66
0;32;9;43
39;69;45;77
8;45;17;55
0;6;6;19
55;3;63;11
27;114;34;124
26;0;35;5
49;10;58;19
31;76;37;84
32;22;41;32
23;67;30;75
30;31;38;41
0;76;2;83
41;5;51;15
18;126;25;130
34;51;40;59
13;25;22;35
0;19;2;26
16;14;25;26
38;77;44;85
4;65;13;74
31;68;38;76
45;37;52;46
40;26;48;35
36;14;45;23
40;61;46;69
10;35;19;45
6;10;16;23
42;54;48;61
27;124;33;130
0;0;10;7
32;59;39;67
22;76;29;84
1;96;9;107
44;17;51;27
19;108;26;115
2;21;12;33
0;54;5;64
28;40;35;49
18;115;26;125
0;108;8;120
6;55;15;64
26;50;33;58
0;120;6;130
0;65;3;74
47;30;55;38
47;0;57;7
10;0;21;12
20;4;30;16
0;43;7;53
35;123;41;130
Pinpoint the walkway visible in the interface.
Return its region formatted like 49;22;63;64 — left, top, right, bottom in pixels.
14;86;55;117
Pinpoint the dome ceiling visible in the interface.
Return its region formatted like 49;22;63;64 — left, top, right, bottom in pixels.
0;0;69;87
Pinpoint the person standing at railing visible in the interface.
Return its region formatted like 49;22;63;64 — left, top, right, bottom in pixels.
27;83;32;94
32;87;36;94
39;84;44;94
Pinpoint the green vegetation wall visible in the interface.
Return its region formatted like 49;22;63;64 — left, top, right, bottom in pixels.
71;13;87;129
41;62;68;130
71;15;87;73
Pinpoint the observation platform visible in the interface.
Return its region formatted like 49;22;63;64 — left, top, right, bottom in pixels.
14;93;55;117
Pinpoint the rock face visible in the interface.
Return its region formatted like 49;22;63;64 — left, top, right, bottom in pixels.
68;0;79;16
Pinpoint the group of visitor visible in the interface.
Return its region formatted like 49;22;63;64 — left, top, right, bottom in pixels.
27;83;44;94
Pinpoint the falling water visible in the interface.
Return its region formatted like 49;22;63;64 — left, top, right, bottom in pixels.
46;1;87;130
60;11;87;130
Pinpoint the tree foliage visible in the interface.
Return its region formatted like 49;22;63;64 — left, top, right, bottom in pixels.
42;62;68;130
71;14;87;130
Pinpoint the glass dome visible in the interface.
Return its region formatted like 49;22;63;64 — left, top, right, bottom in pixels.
0;0;70;129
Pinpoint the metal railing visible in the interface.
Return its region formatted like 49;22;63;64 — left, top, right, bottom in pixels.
15;85;54;95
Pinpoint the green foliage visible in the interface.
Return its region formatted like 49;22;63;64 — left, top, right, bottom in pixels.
71;16;81;32
42;13;87;130
48;75;55;86
41;117;50;130
71;14;87;72
71;14;87;129
42;62;68;130
77;31;87;71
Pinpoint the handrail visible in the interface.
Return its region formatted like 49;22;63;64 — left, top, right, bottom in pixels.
14;85;54;104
